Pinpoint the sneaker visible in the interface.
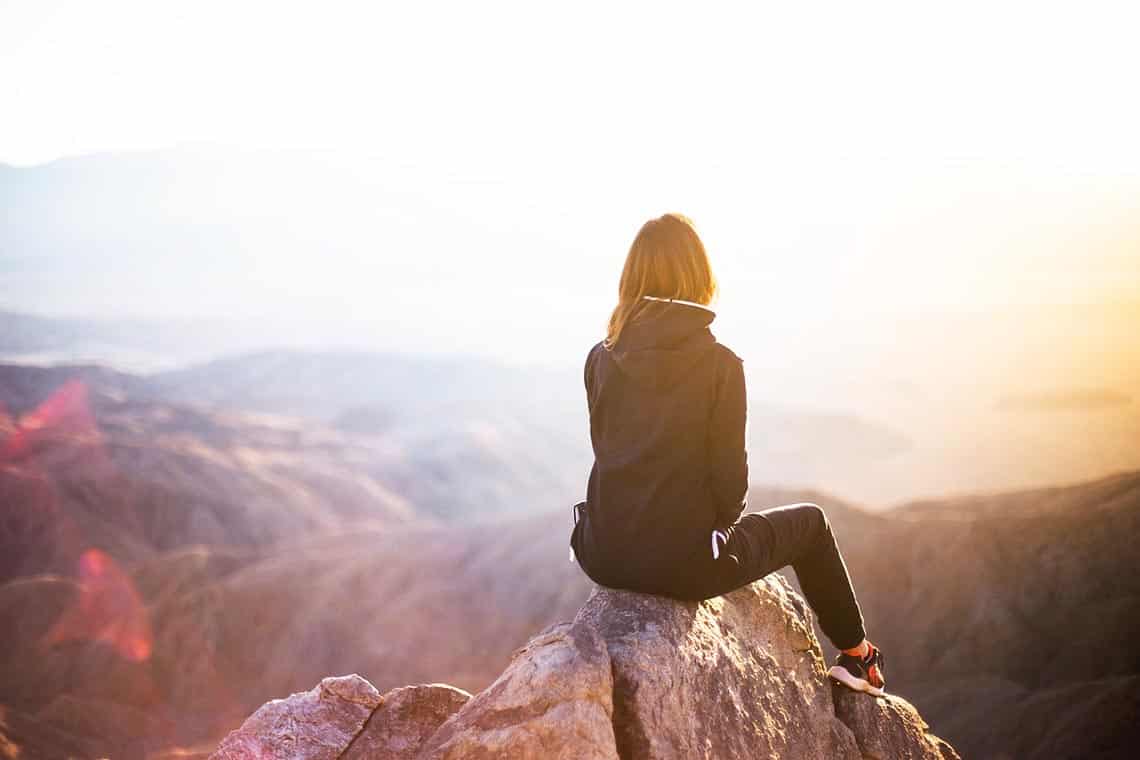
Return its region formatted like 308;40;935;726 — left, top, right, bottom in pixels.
829;642;886;696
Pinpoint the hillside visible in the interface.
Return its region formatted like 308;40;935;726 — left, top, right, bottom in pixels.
748;475;1140;758
1;354;919;520
0;363;422;582
857;473;1140;758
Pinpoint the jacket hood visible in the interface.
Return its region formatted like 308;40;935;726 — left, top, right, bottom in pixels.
609;298;718;391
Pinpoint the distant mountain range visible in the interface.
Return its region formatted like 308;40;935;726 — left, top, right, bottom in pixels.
0;360;1137;758
7;295;1140;505
0;309;283;372
0;347;917;518
0;362;422;584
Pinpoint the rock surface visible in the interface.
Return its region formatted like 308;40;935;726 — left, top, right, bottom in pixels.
342;684;472;760
211;675;383;760
210;677;473;760
575;577;858;759
833;685;961;760
211;576;958;759
416;620;619;760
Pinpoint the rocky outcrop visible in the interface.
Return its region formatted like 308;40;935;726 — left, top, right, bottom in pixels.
416;619;618;760
211;576;957;759
210;675;383;760
342;684;472;760
210;677;472;760
575;577;858;759
833;686;960;760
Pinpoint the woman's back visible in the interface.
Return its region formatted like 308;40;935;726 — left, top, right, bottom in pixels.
574;295;749;592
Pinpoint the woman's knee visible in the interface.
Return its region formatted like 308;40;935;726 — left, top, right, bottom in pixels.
797;502;832;537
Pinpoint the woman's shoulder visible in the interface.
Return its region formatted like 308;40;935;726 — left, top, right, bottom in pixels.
583;340;607;387
586;339;607;364
712;341;744;365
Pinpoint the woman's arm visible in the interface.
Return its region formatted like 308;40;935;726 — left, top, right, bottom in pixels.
584;342;601;410
707;349;749;531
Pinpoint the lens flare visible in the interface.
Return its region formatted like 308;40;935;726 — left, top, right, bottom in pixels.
2;378;154;663
43;548;154;662
1;378;102;461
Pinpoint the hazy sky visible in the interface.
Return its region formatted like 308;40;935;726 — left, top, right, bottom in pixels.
4;2;1140;168
2;2;1139;368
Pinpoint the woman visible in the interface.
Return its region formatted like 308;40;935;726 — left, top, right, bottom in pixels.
568;212;885;696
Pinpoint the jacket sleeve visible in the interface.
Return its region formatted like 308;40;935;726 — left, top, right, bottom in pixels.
707;350;749;531
584;344;594;403
584;342;600;410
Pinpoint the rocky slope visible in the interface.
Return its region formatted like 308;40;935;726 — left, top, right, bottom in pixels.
212;576;957;760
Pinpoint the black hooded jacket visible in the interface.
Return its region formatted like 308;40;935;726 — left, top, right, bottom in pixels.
571;297;749;592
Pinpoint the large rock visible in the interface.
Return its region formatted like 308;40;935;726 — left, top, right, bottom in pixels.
575;576;859;759
342;684;472;760
211;677;473;760
833;685;961;760
211;576;958;759
211;675;382;760
416;619;619;760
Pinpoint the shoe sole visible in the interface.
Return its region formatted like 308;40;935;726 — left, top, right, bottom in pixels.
828;665;886;697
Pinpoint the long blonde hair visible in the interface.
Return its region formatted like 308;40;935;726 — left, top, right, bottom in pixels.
604;213;718;349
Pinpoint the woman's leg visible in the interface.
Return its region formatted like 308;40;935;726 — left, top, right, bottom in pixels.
721;503;867;651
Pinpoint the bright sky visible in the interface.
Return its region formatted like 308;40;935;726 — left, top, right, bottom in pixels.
2;1;1139;369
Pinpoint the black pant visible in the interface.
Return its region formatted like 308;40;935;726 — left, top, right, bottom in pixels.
659;502;867;651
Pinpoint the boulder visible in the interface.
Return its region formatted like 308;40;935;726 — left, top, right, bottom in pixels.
832;685;961;760
211;675;382;760
575;576;859;759
416;619;619;760
342;684;472;760
211;677;472;760
211;576;959;759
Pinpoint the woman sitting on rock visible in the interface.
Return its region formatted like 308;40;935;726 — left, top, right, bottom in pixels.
569;212;885;696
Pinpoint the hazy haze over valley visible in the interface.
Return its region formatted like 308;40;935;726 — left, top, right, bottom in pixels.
4;143;1138;504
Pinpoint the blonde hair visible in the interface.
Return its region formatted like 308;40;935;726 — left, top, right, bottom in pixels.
604;213;718;349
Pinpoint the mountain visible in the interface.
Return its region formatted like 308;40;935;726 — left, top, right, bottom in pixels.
0;353;591;535
747;474;1140;759
1;359;1137;758
2;352;916;519
0;362;421;583
0;310;278;373
143;350;916;517
853;472;1140;759
146;349;565;420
